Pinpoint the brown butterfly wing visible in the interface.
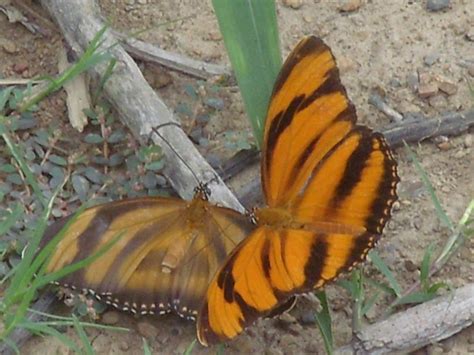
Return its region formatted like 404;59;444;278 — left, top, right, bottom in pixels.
197;36;399;345
41;196;254;319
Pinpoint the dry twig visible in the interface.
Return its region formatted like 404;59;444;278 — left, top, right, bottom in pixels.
114;31;231;79
336;283;474;354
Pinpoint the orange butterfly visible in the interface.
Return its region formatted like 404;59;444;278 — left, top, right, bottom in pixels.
40;186;254;320
196;36;399;345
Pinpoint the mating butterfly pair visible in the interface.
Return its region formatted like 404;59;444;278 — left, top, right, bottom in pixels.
40;36;399;346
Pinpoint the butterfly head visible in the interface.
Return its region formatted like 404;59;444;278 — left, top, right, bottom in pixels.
193;183;211;201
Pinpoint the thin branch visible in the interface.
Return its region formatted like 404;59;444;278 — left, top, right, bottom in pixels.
383;109;474;148
368;91;403;123
114;31;231;79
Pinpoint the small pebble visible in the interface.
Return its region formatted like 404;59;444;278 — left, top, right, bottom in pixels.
426;0;450;12
453;150;466;159
465;28;474;42
424;53;440;66
303;14;312;23
437;77;457;95
137;321;159;338
437;141;451;150
101;311;119;325
0;39;17;54
339;0;363;12
13;62;29;74
278;312;297;324
389;78;402;88
300;312;316;325
418;83;439;98
467;64;474;77
428;94;447;109
426;343;444;355
282;0;303;9
338;56;357;73
464;134;472;148
118;341;130;351
418;69;432;85
405;259;418;272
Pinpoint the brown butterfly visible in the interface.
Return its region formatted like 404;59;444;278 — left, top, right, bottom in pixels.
40;185;255;320
196;36;399;345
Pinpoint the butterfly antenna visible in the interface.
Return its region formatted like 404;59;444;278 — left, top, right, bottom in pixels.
149;123;205;195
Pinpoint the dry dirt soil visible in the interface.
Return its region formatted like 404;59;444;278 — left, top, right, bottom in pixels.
1;0;473;354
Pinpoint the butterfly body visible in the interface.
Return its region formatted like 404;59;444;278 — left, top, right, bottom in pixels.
197;36;399;345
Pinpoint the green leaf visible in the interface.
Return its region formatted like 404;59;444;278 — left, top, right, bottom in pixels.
184;84;198;100
427;281;448;294
361;291;381;317
84;133;104;144
0;87;15;111
420;243;435;291
71;174;90;199
0;164;17;173
107;130;126;144
48;154;68;166
369;250;402;297
72;315;94;355
6;173;23;185
404;143;453;230
145;160;164;172
314;291;333;355
183;339;196;355
83;108;98;120
212;0;281;147
393;291;437;306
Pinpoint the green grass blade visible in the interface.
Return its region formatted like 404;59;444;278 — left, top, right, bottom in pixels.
72;315;94;355
404;142;453;230
143;338;152;355
212;0;281;147
0;117;47;207
420;243;435;291
0;337;19;354
33;231;124;290
0;87;14;111
92;58;117;105
392;290;438;306
18;26;112;113
365;278;398;297
183;339;196;355
361;291;381;317
369;250;402;297
314;290;333;355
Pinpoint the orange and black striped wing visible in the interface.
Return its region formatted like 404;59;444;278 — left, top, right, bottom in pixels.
262;36;359;207
197;226;376;345
41;197;254;319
